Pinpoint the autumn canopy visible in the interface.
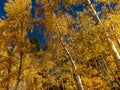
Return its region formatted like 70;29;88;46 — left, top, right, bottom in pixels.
0;0;120;90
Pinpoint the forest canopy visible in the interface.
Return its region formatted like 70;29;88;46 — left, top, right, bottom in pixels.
0;0;120;90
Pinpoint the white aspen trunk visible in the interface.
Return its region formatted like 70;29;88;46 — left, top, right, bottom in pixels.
56;21;84;90
102;53;120;85
87;0;120;70
117;39;120;45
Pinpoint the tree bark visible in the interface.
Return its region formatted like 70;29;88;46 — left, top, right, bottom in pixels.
6;62;12;90
15;52;23;90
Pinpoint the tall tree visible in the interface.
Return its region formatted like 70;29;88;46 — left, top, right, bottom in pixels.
0;0;35;89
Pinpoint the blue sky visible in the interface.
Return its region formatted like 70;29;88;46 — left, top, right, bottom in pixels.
0;0;7;18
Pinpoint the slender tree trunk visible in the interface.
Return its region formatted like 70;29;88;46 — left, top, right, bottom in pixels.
117;39;120;45
102;53;120;86
56;21;84;90
15;52;23;90
6;62;12;90
86;0;120;70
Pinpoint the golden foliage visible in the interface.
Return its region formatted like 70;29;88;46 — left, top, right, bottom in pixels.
0;0;120;90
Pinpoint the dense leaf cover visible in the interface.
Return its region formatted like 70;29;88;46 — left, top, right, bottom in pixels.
0;0;120;90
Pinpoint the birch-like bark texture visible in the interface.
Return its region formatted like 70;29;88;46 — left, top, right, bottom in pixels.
55;19;84;90
87;0;120;70
117;39;120;45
